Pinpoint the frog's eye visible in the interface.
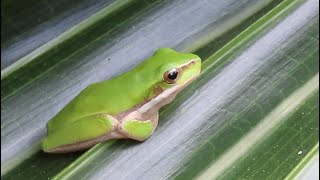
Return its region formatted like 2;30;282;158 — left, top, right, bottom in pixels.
163;68;180;84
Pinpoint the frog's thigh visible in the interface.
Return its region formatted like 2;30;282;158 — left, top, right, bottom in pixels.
42;114;118;151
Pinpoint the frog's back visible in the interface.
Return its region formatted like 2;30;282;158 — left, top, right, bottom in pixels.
46;48;180;130
47;70;148;131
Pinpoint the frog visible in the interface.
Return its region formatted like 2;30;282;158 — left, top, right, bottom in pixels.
42;48;201;153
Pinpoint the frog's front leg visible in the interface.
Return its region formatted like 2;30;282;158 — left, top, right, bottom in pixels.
118;111;159;141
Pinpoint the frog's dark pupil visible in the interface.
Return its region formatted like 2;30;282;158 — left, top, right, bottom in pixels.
168;71;178;80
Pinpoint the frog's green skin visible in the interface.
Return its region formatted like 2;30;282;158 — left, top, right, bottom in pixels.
42;48;201;153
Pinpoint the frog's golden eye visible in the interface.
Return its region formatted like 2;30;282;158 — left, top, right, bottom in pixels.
163;68;180;84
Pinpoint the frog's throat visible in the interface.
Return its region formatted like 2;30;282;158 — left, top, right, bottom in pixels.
137;74;198;115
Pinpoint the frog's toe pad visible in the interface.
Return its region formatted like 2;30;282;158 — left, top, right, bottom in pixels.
119;120;154;141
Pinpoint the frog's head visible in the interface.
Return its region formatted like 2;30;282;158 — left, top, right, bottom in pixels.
138;48;201;114
152;48;201;89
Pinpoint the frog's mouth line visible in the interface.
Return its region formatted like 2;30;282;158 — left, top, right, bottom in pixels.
138;60;200;114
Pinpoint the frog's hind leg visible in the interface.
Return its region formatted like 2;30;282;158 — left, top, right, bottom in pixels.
42;114;122;153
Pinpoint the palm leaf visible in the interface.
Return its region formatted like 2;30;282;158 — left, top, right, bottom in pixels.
1;0;318;179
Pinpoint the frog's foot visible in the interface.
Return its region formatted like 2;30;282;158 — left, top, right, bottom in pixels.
118;111;159;141
42;114;121;153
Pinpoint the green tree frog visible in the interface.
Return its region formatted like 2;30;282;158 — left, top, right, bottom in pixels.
42;48;201;153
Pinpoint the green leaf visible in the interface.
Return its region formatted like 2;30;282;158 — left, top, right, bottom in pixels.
1;0;318;179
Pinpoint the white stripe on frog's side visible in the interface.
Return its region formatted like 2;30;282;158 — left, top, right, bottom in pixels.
138;75;197;114
138;85;180;114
